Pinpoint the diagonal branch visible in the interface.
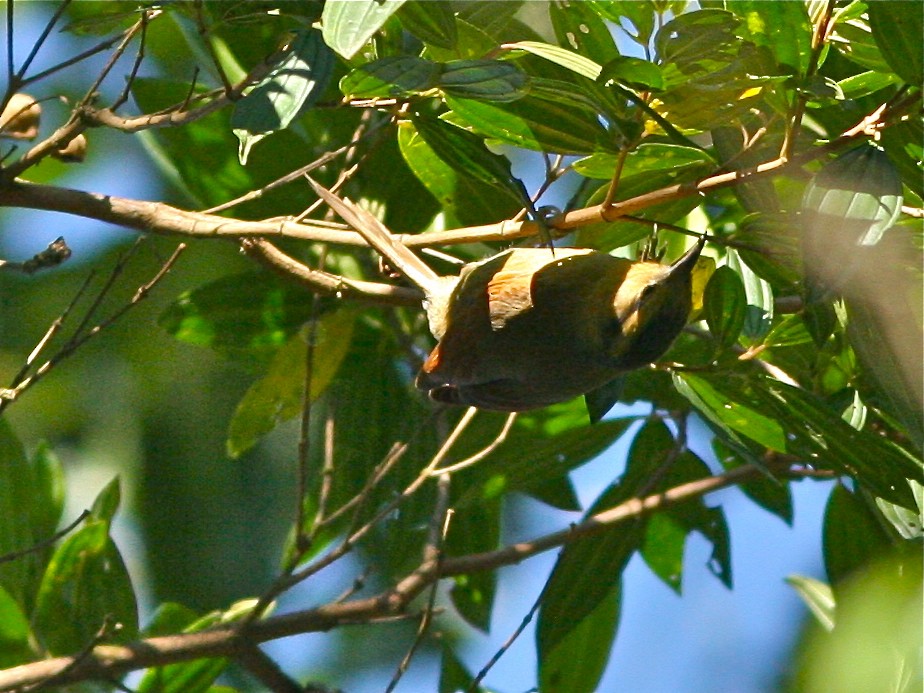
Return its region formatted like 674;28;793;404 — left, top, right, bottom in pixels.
0;461;822;692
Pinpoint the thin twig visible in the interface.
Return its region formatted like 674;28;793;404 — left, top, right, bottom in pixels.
15;0;72;82
432;412;517;475
0;462;821;692
0;510;89;565
386;473;452;693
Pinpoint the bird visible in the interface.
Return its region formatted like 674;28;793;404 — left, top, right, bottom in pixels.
309;179;704;412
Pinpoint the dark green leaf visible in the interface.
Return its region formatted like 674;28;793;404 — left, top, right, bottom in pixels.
398;0;457;49
727;1;812;76
446;82;614;154
340;56;441;98
227;310;356;458
321;0;408;58
33;520;138;655
411;113;524;202
231;29;334;163
539;581;620;693
714;438;793;525
396;120;521;226
640;512;686;593
823;485;893;586
655;9;742;74
868;0;924;86
440;645;479;693
455;415;636;510
535;420;671;656
29;442;64;551
760;381;924;508
448;498;499;631
159;271;320;362
599;55;665;90
732;213;801;289
0;418;36;608
587;1;657;45
438;59;529;102
551;0;620;68
704;265;748;349
802;145;903;252
0;584;32;667
673;372;789;452
584;376;625;424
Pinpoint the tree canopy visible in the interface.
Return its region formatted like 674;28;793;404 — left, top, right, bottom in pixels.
0;2;921;692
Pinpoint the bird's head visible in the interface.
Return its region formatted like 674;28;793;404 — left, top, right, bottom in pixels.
607;237;705;369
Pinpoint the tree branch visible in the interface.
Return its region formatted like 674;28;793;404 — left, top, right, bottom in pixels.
0;461;811;692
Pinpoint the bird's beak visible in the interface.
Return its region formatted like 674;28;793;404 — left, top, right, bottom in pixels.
669;235;706;276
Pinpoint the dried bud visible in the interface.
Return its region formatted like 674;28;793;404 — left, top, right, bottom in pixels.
51;133;88;163
0;93;41;139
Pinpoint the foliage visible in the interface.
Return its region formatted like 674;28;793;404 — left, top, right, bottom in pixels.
0;1;920;692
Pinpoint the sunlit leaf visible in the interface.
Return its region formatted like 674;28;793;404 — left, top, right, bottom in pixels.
321;0;408;58
786;574;835;631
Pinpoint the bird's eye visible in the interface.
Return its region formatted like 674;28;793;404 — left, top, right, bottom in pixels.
639;284;658;302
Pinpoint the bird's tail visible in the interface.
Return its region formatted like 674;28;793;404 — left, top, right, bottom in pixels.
308;177;440;294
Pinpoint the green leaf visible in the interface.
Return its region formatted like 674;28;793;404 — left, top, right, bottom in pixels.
640;512;686;593
732;213;801;289
0;418;36;609
411;113;523;203
539;581;620;693
0;584;32;667
550;0;620;68
760;381;924;508
535;420;670;657
446;82;614;154
33;520;138;655
398;0;457;50
868;0;923;86
438;59;529;102
321;0;408;59
447;498;499;631
786;574;836;631
599;55;665;90
728;1;812;76
823;485;893;587
673;372;789;452
142;602;200;638
340;56;441;99
227;310;356;458
573;143;713;180
803;145;903;249
714;438;793;525
138;600;261;693
587;1;658;44
503;40;602;80
704;265;748;349
584;376;625;424
231;29;334;164
440;645;479;693
29;442;64;552
455;415;636;510
159;271;321;362
726;249;773;342
89;475;121;525
837;70;901;100
875;480;924;541
396;120;521;226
